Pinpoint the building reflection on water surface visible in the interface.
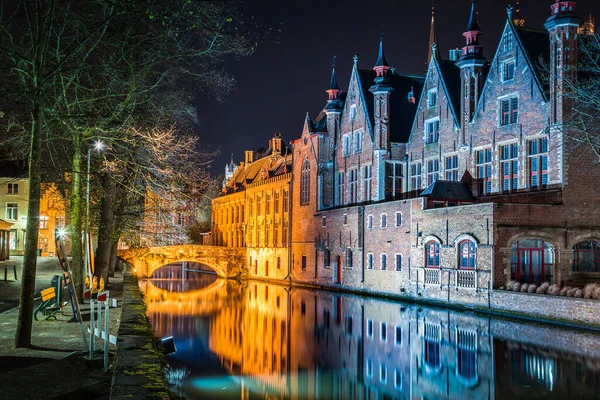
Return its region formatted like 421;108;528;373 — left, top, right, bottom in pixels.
142;264;600;399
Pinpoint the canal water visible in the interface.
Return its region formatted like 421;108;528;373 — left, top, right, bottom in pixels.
142;264;600;399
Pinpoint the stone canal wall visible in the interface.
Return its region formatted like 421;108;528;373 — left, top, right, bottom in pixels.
110;272;172;399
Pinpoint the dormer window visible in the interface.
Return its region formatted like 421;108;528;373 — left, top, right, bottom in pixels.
502;60;515;82
427;89;438;108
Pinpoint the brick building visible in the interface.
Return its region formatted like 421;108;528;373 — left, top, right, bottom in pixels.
213;133;292;280
288;1;600;302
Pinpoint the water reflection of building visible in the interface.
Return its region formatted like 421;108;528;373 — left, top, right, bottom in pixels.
146;276;600;399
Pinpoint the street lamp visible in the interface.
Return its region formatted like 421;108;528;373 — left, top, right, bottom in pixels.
85;140;105;277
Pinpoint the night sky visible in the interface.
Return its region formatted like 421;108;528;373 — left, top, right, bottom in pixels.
196;0;596;174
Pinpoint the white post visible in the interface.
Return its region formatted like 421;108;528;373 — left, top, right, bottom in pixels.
104;297;109;372
97;298;102;344
89;299;95;358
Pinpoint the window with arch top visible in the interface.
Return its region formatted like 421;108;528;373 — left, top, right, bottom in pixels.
300;159;310;205
458;240;476;269
425;241;440;268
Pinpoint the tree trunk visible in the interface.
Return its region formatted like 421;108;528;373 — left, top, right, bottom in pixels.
15;103;43;348
108;240;118;278
95;175;116;283
70;144;84;299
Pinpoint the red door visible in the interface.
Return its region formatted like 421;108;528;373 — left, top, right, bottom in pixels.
337;256;342;284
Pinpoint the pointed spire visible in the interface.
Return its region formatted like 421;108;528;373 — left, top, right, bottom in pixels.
326;56;340;101
427;1;438;66
373;33;391;80
465;0;482;33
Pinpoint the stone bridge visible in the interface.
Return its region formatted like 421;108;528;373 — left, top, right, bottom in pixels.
118;244;247;278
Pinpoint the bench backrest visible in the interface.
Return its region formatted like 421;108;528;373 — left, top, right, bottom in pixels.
41;287;56;301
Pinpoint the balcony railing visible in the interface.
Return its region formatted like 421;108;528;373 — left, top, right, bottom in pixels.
424;268;440;285
457;269;476;288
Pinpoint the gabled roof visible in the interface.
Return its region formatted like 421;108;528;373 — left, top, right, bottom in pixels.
436;59;462;126
420;180;475;201
513;26;550;98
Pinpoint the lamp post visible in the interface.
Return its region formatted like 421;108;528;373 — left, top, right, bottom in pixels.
85;140;104;277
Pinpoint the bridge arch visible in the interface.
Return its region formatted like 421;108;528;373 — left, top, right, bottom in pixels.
118;244;247;278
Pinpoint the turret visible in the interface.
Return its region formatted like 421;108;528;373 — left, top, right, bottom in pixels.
370;35;394;151
456;0;487;140
545;0;583;124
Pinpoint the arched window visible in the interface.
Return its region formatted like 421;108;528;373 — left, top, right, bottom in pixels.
300;159;310;205
458;240;476;269
572;241;600;272
425;241;440;268
510;239;554;284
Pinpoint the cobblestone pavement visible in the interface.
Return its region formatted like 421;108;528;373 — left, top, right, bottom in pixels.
0;256;124;400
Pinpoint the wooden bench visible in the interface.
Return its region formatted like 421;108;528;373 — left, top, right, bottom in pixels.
34;287;66;321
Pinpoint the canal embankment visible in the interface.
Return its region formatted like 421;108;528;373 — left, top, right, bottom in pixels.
110;271;173;400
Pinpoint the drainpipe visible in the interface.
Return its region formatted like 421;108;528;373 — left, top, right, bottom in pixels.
361;205;365;283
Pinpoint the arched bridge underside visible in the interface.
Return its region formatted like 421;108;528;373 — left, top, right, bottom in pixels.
118;245;246;278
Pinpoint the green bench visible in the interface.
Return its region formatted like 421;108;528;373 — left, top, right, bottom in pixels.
34;276;67;320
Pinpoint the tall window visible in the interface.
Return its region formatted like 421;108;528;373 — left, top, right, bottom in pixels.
324;249;331;267
427;159;439;186
501;143;519;192
55;216;65;229
367;253;374;269
6;203;18;220
39;215;49;230
342;134;351;156
266;193;272;216
476;149;492;194
349;104;357;120
301;159;310;204
502;60;515;82
348;169;358;203
503;31;513;52
380;214;387;228
362;165;372;201
336;171;345;205
257;196;263;216
426;119;440;144
283;189;289;213
411;162;422;190
395;254;402;271
459;240;476;269
381;253;388;270
428;89;438;108
301;255;307;270
7;183;18;194
445;155;459;181
265;222;271;247
572;241;600;272
510;239;554;284
274;191;280;214
424;323;441;370
282;221;288;246
353;130;363;153
385;162;403;199
274;221;280;247
346;248;353;269
367;215;373;229
395;212;402;227
500;97;518;126
425;241;440;268
528;137;548;189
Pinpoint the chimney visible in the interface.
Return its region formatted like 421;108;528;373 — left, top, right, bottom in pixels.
245;150;254;164
270;133;282;155
256;147;265;160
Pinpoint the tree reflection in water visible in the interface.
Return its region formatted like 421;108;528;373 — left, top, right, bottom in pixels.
141;266;600;400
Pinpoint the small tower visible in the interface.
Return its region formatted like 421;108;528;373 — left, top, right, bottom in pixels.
578;11;595;35
370;35;394;151
544;1;583;124
456;0;486;141
427;1;438;67
223;154;237;188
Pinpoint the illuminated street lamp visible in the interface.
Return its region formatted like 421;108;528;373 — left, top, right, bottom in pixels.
85;140;105;277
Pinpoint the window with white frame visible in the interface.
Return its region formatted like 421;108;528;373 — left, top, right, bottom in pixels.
367;319;373;337
348;168;358;203
503;30;513;52
367;214;373;229
367;253;374;269
427;89;438;108
426;119;440;144
394;369;402;389
395;212;402;227
366;359;373;378
353;130;363;153
499;96;518;126
476;148;492;194
362;165;372;201
381;253;388;270
445;155;459;181
395;254;402;271
336;171;345;205
385;162;403;199
528;137;549;189
500;143;519;192
39;215;49;230
380;214;387;228
7;183;18;194
381;322;387;341
502;59;515;82
6;203;18;220
349;104;357;120
411;162;422;190
427;159;439;186
380;363;387;383
342;134;351;156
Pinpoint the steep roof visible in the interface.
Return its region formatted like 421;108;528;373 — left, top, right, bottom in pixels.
513;26;550;98
437;59;462;125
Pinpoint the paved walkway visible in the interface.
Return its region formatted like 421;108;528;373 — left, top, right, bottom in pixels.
0;257;124;400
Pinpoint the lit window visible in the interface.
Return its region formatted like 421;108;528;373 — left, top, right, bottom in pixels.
425;241;440;268
528;137;549;189
500;97;518;126
458;240;476;269
500;143;519;192
445;155;459;181
300;159;310;204
39;215;49;230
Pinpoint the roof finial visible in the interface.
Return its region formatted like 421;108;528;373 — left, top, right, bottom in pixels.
374;32;389;68
506;5;514;19
466;0;481;33
427;0;438;67
326;55;340;100
353;55;358;65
